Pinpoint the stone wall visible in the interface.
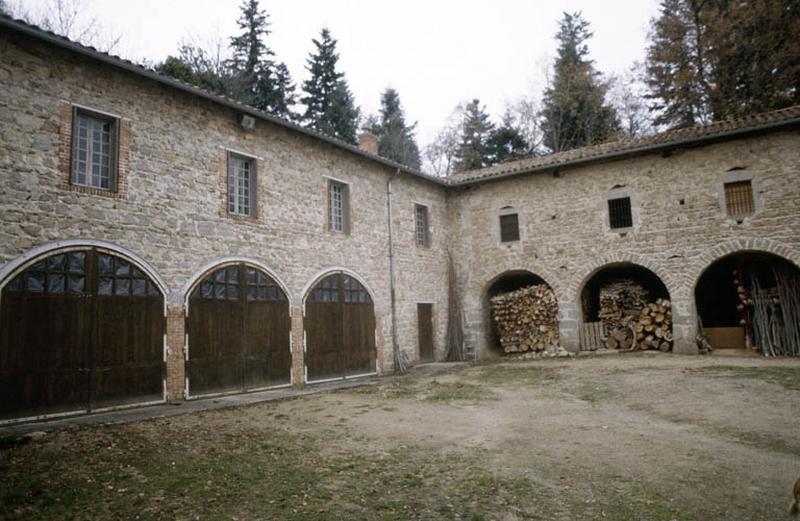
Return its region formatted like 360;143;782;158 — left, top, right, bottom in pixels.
448;131;800;356
0;32;449;399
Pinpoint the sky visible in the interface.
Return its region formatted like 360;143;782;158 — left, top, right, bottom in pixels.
17;0;661;150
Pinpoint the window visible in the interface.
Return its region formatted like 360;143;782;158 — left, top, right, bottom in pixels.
71;108;117;190
227;153;257;216
499;213;520;242
328;180;349;232
724;180;754;216
608;197;633;229
415;204;429;247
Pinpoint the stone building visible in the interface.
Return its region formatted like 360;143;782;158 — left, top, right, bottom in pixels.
1;16;799;423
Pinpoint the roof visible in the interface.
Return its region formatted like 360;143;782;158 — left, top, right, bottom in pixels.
0;14;447;187
2;14;799;190
451;104;800;185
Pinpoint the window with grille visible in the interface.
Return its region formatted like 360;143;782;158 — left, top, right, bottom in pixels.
328;180;349;232
724;180;755;216
415;204;429;247
499;213;520;242
228;153;256;216
608;197;633;229
71;109;117;190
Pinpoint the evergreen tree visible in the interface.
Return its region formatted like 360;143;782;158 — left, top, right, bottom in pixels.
540;12;619;152
372;88;421;169
156;44;234;97
227;0;295;118
301;28;360;144
453;99;494;171
486;113;529;165
646;0;800;127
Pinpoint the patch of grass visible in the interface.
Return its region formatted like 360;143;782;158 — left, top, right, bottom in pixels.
474;364;560;386
422;381;495;402
594;483;697;521
693;366;800;391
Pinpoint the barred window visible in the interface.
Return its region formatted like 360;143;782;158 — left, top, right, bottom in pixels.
228;153;256;216
329;180;349;232
415;204;429;247
724;180;754;216
499;213;520;242
608;197;633;229
71;109;117;190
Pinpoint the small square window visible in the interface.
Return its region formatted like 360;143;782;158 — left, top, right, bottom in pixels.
415;204;429;247
228;153;257;216
71;108;118;191
328;180;350;233
724;180;754;216
608;197;633;230
499;213;520;242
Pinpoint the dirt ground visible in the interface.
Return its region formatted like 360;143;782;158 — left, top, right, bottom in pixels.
2;353;799;520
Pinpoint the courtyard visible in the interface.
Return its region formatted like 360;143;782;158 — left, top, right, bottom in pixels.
1;354;799;520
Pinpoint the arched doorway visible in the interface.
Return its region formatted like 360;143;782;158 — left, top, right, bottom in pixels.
0;247;165;421
186;263;291;397
485;270;558;354
304;272;375;382
695;251;800;355
579;263;671;351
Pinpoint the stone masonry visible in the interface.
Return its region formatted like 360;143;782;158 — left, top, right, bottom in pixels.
1;19;799;406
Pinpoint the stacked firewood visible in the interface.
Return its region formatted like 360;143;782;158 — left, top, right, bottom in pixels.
598;288;646;350
632;298;674;351
599;291;673;351
490;284;559;353
733;269;753;327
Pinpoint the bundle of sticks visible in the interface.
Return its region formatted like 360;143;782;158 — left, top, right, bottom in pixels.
490;284;559;353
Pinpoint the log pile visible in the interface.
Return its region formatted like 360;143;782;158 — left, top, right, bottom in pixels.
599;291;673;351
490;284;559;353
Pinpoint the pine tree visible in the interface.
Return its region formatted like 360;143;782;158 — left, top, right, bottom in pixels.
540;12;619;152
156;43;234;97
453;99;494;171
486;113;529;165
301;28;360;144
646;0;800;127
372;88;421;169
227;0;295;117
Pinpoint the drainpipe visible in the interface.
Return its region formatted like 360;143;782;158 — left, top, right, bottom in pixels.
387;168;406;373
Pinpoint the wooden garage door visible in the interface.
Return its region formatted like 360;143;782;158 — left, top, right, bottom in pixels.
0;249;164;421
186;264;290;397
305;273;375;382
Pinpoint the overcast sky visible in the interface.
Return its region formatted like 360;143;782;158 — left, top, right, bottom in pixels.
19;0;661;148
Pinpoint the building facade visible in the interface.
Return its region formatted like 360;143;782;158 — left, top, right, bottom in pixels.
1;16;799;422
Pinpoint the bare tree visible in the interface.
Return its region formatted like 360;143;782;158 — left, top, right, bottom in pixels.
423;103;464;177
6;0;121;52
607;63;658;139
506;96;544;155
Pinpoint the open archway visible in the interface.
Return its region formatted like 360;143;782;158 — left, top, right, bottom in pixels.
485;270;558;354
0;245;165;421
579;262;671;351
695;251;800;355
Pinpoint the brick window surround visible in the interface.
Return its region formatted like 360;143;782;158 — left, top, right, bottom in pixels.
218;149;264;222
59;102;130;198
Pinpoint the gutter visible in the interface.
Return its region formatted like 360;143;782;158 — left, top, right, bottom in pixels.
0;15;448;188
386;168;406;373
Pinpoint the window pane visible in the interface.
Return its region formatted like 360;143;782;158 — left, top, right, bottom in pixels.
67;275;85;294
47;274;65;294
98;254;114;274
69;252;86;274
115;278;130;296
47;254;66;271
27;271;45;292
132;278;146;296
99;277;113;295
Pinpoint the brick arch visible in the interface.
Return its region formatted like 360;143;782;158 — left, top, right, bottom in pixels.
688;238;800;291
570;253;678;307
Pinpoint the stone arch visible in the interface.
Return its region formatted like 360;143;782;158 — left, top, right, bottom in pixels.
0;239;169;296
482;268;560;355
688;238;800;292
571;253;678;307
181;256;292;308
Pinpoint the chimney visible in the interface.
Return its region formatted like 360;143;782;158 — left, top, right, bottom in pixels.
358;131;378;155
